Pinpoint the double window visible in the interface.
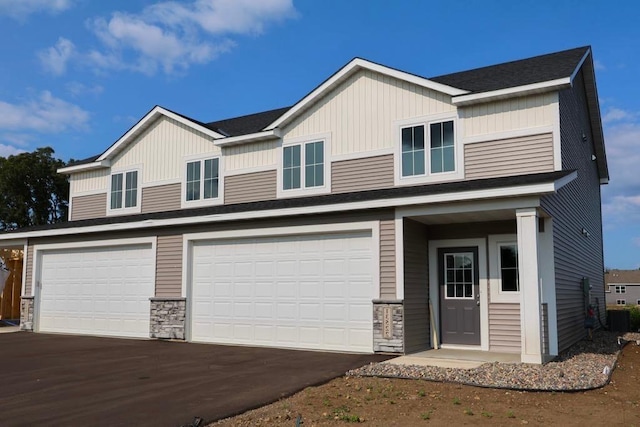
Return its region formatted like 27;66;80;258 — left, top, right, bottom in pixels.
616;299;626;306
110;170;138;211
401;120;455;178
615;285;626;294
283;140;324;191
186;158;220;202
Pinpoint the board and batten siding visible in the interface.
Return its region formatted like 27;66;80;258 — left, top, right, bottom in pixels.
379;219;396;300
403;218;430;353
224;170;277;204
488;303;521;353
464;133;555;180
111;116;220;185
71;193;107;221
223;140;278;172
541;69;605;352
282;69;455;157
142;183;181;214
460;93;557;138
331;154;394;193
69;169;109;195
155;235;183;297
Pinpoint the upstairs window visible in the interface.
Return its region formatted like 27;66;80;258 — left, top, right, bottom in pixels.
615;285;626;294
401;120;455;178
186;158;219;202
110;170;138;210
283;141;324;190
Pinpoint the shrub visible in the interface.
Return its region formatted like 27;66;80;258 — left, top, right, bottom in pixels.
629;306;640;332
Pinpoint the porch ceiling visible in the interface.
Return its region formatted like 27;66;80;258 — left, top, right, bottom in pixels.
411;209;517;225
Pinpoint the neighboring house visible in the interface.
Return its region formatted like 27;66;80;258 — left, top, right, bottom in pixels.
605;270;640;306
0;46;608;364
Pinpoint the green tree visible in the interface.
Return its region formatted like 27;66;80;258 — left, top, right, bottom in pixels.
0;147;69;230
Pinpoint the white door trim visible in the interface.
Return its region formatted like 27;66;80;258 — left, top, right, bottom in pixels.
428;238;489;351
32;237;157;332
181;221;381;342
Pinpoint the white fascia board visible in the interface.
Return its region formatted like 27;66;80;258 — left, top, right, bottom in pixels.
264;58;468;130
0;179;565;241
214;129;281;147
569;48;591;84
553;171;578;190
451;78;571;106
97;106;225;162
57;160;111;174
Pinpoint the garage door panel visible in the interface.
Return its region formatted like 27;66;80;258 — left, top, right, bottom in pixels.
191;231;374;352
38;244;154;338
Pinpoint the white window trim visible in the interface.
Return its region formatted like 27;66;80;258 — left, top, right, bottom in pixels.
443;251;475;300
488;234;520;303
394;112;464;186
615;285;626;294
107;167;142;216
616;299;626;306
181;154;224;209
277;132;331;198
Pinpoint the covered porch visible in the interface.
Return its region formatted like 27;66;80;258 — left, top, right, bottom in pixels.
380;197;558;364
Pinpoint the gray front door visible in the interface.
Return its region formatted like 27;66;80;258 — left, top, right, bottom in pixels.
438;247;480;345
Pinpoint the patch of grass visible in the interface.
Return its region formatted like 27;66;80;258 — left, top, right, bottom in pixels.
464;408;474;416
333;405;362;423
420;410;433;420
417;389;426;397
507;410;516;418
322;398;331;407
453;397;461;405
481;411;493;418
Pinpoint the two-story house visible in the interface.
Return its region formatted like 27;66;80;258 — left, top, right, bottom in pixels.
0;46;608;364
605;270;640;306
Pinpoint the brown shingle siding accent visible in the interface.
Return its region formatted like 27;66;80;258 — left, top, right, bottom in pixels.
224;170;277;205
332;154;394;193
71;193;107;220
142;183;181;214
155;235;183;297
465;133;554;180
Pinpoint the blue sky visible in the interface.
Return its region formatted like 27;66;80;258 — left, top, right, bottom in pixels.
0;0;638;268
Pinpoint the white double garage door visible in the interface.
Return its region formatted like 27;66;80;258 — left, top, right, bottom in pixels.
37;230;375;352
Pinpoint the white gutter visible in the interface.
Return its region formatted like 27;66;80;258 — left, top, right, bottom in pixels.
58;160;111;174
0;173;576;241
451;78;572;106
214;129;282;147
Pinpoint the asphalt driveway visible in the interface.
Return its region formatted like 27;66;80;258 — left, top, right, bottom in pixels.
0;332;389;426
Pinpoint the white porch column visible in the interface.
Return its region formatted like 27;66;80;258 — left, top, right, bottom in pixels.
517;208;543;364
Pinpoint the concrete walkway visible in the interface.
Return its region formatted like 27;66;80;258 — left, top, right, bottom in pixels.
0;325;20;334
385;348;521;369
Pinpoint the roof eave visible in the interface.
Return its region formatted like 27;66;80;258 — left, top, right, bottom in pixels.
264;58;469;131
451;78;572;106
57;160;111;174
214;129;282;147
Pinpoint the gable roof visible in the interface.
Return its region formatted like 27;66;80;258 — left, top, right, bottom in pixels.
204;107;291;137
606;270;640;284
430;46;590;93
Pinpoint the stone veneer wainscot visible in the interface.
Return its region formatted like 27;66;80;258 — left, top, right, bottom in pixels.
149;297;186;340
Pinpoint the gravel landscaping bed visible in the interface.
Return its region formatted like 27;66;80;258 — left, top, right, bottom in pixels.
348;331;640;391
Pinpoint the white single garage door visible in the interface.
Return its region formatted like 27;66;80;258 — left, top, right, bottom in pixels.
191;231;374;353
38;244;155;338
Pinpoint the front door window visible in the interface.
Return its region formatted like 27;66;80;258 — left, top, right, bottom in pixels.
444;253;474;299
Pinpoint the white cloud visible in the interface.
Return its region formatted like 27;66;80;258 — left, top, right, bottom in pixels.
0;0;74;19
65;82;104;97
0;144;26;157
602;107;637;124
38;37;76;76
0;91;89;134
81;0;295;75
594;59;606;71
0;133;34;147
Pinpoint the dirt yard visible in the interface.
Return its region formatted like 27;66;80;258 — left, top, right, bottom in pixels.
213;343;640;426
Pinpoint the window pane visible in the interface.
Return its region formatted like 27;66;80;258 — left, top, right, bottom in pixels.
446;270;454;282
446;255;454;268
315;141;324;163
203;158;219;199
110;173;122;209
204;158;218;180
315;165;324;186
305;143;315;165
447;284;454;298
431;148;442;173
186;162;201;201
443;121;454;146
283;145;301;190
292;145;301;167
401;127;413;152
455;284;463;298
430;123;442;148
500;245;517;268
283;146;293;168
283;169;292;190
455;270;464;283
292;167;300;189
442;146;455;172
414;126;424;150
464;284;473;298
124;171;137;208
402;152;413;177
502;270;518;292
304;142;324;188
305;165;315;187
414;149;425;175
464;269;472;283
